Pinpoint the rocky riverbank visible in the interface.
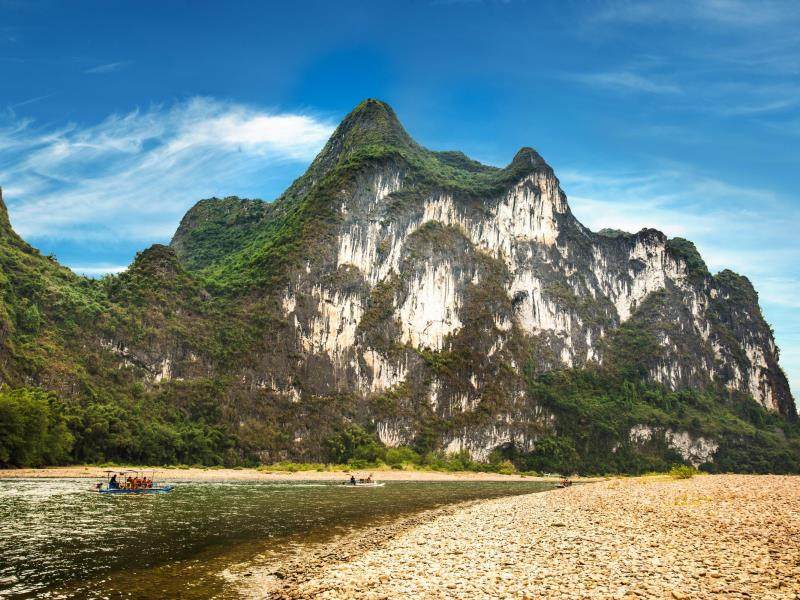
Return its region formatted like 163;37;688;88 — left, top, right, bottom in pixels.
238;475;800;599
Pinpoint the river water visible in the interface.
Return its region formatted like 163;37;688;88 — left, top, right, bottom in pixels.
0;478;553;598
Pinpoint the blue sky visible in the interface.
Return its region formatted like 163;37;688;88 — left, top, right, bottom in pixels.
1;0;798;396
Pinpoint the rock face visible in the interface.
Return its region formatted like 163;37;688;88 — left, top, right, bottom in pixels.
0;100;796;468
169;100;795;458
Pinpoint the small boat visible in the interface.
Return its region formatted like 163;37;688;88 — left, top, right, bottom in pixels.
343;474;384;487
345;482;385;488
96;470;174;495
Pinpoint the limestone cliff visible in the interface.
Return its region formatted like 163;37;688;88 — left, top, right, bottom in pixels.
166;100;794;464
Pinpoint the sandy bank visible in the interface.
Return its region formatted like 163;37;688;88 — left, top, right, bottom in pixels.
0;465;568;483
241;474;800;599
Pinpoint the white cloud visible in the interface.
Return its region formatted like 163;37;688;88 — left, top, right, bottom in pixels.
0;97;335;243
8;92;59;109
590;0;800;29
576;1;800;124
753;277;800;310
84;61;133;75
719;99;797;116
569;71;681;94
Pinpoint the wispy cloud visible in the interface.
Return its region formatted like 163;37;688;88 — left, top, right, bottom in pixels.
561;166;798;303
575;1;800;127
718;98;798;117
764;118;800;136
590;0;800;30
0;97;335;243
84;60;133;75
568;70;681;94
8;91;58;109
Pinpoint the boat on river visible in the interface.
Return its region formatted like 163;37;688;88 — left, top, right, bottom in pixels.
95;470;174;495
344;474;384;487
345;482;385;488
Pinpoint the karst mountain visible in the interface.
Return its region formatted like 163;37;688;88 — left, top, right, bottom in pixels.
1;99;796;472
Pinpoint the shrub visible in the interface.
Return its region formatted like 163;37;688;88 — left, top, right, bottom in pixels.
669;465;698;479
384;446;421;467
325;424;386;464
267;461;328;472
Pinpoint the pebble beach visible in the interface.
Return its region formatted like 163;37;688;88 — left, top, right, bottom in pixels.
241;475;800;599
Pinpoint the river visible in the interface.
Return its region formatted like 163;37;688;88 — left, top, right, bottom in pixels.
0;477;553;598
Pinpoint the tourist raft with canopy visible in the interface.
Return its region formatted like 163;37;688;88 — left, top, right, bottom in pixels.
95;470;174;494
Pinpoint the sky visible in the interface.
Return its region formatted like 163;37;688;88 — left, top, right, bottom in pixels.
0;0;798;396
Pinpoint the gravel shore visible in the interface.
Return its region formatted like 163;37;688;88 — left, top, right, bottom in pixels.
242;475;800;599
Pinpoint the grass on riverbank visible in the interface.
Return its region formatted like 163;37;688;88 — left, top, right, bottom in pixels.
77;456;697;480
21;444;700;479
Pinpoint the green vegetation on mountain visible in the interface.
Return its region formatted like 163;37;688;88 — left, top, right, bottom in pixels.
171;197;273;272
597;228;632;239
519;367;800;475
667;237;710;282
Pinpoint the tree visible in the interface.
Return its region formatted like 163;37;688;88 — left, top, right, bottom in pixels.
0;387;73;467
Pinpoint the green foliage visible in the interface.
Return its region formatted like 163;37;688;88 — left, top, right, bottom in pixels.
703;430;799;474
597;228;632;239
605;321;664;378
514;436;580;474
416;347;468;378
542;281;612;328
418;449;517;473
384;446;421;467
713;270;759;306
669;464;698;479
667;238;710;282
324;424;385;464
14;378;240;468
0;386;73;467
261;461;331;472
18;301;41;334
170;197;273;272
358;276;402;354
521;365;800;475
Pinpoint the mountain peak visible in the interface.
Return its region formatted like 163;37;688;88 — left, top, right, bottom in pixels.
346;98;397;123
509;147;549;170
285;99;417;197
329;98;415;153
129;244;182;278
